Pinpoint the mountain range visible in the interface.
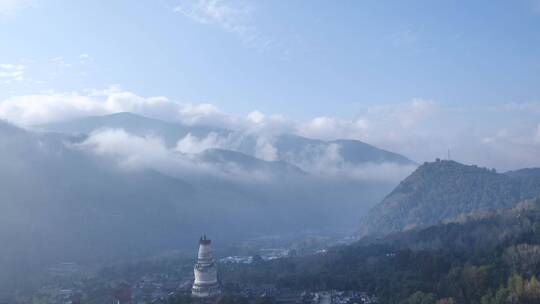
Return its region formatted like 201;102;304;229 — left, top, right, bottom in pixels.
0;112;416;297
36;112;414;168
4;113;540;302
360;159;540;236
36;112;225;147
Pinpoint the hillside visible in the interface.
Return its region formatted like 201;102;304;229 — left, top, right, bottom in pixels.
360;160;540;236
0;118;408;299
0;114;420;300
0;120;203;297
220;197;540;303
196;148;306;177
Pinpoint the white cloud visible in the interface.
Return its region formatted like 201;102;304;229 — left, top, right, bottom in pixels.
0;92;102;125
503;101;540;114
78;129;243;180
365;98;440;128
297;99;438;143
245;110;292;134
0;0;33;15
247;110;265;124
0;63;25;83
51;56;72;68
279;142;415;182
398;98;439;127
175;131;278;161
295;99;540;171
306;143;344;173
174;0;255;41
1;87;540;171
172;0;279;52
0;86;236;127
298;116;369;141
78;128;415;185
175;132;229;154
253;135;277;161
79;129;172;171
41;54;96;82
476;124;540;169
176;103;236;127
345;162;417;182
78;129;283;183
79;53;90;64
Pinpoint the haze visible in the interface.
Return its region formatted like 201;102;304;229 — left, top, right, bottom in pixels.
1;1;540;303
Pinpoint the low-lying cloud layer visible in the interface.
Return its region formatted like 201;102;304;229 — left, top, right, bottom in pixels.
1;86;539;171
78;129;259;182
78;128;416;184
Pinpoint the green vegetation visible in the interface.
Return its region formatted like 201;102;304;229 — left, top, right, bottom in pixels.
361;160;540;236
221;197;540;303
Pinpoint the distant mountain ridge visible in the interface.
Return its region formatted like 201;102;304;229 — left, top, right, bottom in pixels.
35;112;226;147
35;112;416;167
361;160;540;236
270;135;415;169
196;148;306;177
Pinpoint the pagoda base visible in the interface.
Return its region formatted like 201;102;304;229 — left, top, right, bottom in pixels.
192;283;221;298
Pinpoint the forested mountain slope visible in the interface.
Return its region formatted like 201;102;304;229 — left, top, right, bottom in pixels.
360;160;540;236
221;197;540;303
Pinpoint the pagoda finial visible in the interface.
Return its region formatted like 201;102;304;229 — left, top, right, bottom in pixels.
199;235;211;245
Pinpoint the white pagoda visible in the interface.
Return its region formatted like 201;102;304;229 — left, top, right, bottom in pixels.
192;235;220;298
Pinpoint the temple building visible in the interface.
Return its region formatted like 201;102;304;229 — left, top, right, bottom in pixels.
192;235;220;298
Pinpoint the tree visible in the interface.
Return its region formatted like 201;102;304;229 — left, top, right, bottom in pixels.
503;244;540;276
405;291;436;304
435;298;455;304
255;296;275;304
219;295;249;304
168;294;193;304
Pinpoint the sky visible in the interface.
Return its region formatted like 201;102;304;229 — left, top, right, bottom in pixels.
0;0;540;170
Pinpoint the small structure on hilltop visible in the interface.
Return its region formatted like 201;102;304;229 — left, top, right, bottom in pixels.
192;235;221;299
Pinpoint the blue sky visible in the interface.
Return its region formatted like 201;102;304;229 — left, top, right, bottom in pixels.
1;0;540;169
